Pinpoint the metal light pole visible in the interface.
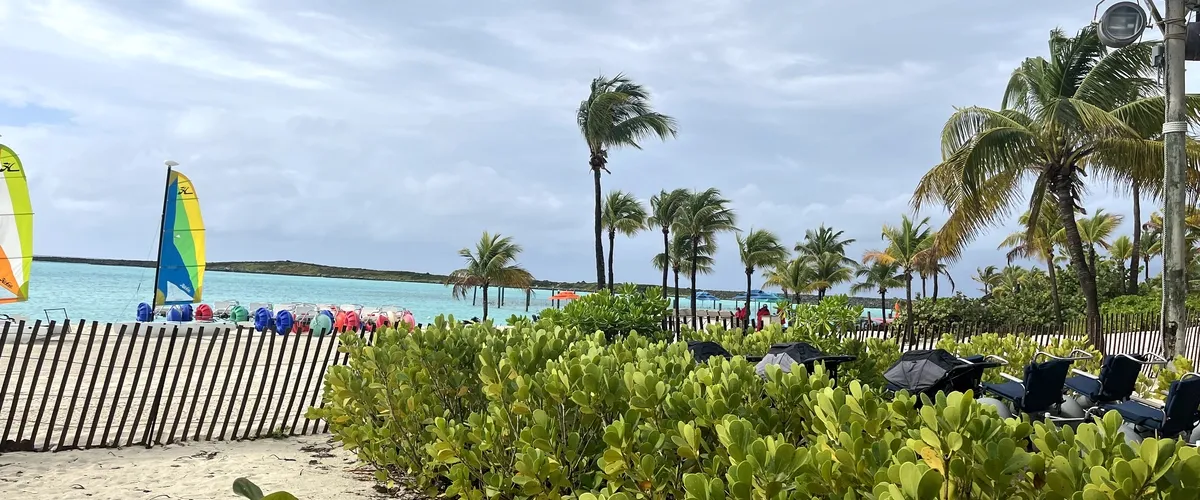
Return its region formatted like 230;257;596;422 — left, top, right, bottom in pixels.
1099;1;1190;356
1161;0;1188;358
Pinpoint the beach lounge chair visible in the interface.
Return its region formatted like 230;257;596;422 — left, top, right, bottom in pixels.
980;350;1092;420
753;342;857;386
883;349;1004;404
1096;372;1200;442
1064;353;1166;406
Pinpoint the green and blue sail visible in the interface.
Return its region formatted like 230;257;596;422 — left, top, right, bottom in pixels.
154;170;206;306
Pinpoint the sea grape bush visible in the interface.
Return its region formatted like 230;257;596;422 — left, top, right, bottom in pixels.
538;284;671;340
310;316;1200;499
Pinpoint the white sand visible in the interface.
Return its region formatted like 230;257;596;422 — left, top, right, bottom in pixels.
0;435;393;499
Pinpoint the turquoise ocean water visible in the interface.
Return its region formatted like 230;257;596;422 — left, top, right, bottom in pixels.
1;262;887;324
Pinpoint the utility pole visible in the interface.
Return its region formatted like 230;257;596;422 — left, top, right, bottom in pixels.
1162;0;1188;358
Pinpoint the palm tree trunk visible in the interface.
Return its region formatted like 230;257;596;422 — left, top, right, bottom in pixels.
1144;256;1151;281
591;165;606;290
932;274;940;302
920;276;927;298
879;291;886;323
818;288;826;301
1129;183;1142;293
607;229;616;291
1053;176;1104;350
904;271;914;343
1047;257;1064;330
1088;245;1097;278
744;269;752;333
481;284;490;321
661;229;670;299
690;239;699;330
673;267;681;336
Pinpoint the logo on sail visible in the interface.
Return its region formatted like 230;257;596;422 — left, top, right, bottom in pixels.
0;161;19;173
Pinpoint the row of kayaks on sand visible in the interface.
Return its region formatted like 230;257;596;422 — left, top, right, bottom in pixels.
136;301;416;335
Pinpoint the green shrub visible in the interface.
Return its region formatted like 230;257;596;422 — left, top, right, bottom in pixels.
233;478;298;500
538;284;670;340
310;317;1199;499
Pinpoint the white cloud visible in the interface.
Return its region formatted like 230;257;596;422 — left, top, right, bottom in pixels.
0;0;1133;293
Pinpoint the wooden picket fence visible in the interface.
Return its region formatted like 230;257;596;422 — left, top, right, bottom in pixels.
0;320;375;453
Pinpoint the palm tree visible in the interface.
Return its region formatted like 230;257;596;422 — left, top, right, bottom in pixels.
863;215;932;340
445;232;534;321
737;229;789;330
648;188;691;298
999;200;1066;326
914;233;957;302
674;188;736;329
577;74;677;290
1109;235;1134;291
656;232;714;335
911;26;1187;348
851;262;905;321
973;265;1000;295
763;258;811;301
1077;208;1124;276
795;225;856;263
993;266;1029;297
807;252;855;300
602;190;647;290
1140;230;1162;281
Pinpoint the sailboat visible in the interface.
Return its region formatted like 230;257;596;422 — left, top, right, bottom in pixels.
151;160;206;316
0;142;32;318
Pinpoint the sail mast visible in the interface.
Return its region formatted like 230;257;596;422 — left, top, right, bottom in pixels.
151;160;178;307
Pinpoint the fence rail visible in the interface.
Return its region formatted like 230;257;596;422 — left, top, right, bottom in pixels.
667;311;1200;364
0;320;373;453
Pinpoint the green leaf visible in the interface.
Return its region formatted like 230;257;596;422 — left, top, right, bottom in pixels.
232;478;265;500
263;493;300;500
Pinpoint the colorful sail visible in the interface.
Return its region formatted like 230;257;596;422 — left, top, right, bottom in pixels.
0;144;32;303
155;170;205;306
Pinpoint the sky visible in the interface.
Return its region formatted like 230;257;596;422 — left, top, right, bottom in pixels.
0;0;1183;296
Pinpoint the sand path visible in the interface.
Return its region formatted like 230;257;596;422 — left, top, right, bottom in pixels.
0;435;394;499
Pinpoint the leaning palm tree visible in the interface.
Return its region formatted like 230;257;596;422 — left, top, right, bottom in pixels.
445;232;534;321
863;215;932;341
851;261;905;321
602;190;647;290
763;258;811;301
910;26;1198;348
795;225;856;263
1077;208;1124;276
973;265;1000;295
1109;235;1134;291
1140;230;1162;281
807;252;855;301
648;188;691;298
737;229;789;330
1000;200;1066;326
578;74;677;290
674;188;737;329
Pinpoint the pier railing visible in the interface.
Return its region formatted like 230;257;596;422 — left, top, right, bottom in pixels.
0;320;375;453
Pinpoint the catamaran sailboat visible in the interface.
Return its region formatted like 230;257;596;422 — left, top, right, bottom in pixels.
0;141;33;329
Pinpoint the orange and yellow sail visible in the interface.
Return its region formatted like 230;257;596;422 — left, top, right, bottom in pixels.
0;144;32;303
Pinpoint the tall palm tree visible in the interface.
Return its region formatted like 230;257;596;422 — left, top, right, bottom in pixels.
913;232;957;302
1077;208;1124;276
851;262;905;321
795;225;856;263
648;188;691;298
1109;235;1134;291
1140;230;1163;281
445;232;534;321
863;215;932;340
1000;200;1066;326
973;265;1000;295
1128;181;1144;293
656;233;714;335
737;229;789;330
763;258;811;301
911;26;1186;348
674;188;736;329
577;74;677;290
601;190;647;290
993;265;1029;297
807;252;855;300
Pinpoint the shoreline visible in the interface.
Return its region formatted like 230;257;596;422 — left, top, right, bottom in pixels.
32;256;901;308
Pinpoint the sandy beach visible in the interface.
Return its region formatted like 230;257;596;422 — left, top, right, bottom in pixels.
0;434;392;499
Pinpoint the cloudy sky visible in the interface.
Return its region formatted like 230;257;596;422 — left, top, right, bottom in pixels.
0;0;1178;296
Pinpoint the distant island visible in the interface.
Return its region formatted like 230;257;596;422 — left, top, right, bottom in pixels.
34;256;899;309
